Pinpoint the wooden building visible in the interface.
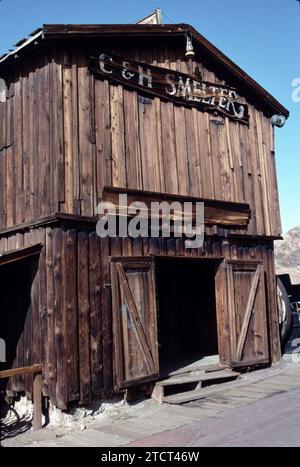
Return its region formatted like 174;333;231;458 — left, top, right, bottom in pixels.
0;22;289;410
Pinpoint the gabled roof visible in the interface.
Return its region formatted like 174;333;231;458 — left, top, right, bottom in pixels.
0;23;289;118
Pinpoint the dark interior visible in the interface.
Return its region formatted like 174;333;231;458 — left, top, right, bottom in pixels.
0;256;37;394
156;258;219;373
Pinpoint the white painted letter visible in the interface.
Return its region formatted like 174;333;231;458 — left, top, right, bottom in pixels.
122;61;135;80
166;73;177;95
138;66;153;88
177;76;192;97
99;53;113;74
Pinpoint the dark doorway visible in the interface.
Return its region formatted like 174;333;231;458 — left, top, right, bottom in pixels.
156;258;219;374
0;254;39;395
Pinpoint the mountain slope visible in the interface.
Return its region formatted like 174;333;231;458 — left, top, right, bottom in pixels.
275;225;300;285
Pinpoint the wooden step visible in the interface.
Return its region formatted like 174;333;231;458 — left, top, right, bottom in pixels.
162;356;220;378
166;363;228;378
163;378;241;405
152;369;240;403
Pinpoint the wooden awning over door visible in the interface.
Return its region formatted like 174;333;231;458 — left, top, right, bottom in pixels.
102;187;251;229
0;244;42;267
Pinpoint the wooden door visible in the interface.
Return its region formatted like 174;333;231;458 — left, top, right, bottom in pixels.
111;257;159;390
216;260;270;368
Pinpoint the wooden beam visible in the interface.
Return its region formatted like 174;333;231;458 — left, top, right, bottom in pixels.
33;373;43;430
0;213;98;237
0;364;43;431
102;186;251;229
0;364;42;379
0;244;42;267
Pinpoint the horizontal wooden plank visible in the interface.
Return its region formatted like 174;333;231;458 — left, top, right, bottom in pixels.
157;369;240;387
0;364;42;379
0;213;98;237
110;256;155;263
0;243;42;266
103;186;251;228
163;377;241;405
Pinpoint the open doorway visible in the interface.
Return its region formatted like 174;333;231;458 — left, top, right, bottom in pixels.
156;257;220;376
0;250;39;397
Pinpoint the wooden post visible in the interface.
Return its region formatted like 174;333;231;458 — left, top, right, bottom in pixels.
0;365;43;431
33;373;43;431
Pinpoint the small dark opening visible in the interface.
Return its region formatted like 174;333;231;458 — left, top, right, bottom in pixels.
156;258;219;374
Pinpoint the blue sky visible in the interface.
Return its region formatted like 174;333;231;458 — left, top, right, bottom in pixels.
0;0;299;233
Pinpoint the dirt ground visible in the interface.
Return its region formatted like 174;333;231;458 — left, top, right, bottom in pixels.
1;359;300;447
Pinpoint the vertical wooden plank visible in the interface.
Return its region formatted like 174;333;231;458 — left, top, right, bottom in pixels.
110;261;123;390
265;245;281;363
138;96;163;193
89;230;103;396
77;230;92;403
256;111;271;236
6;93;14;226
227;263;237;361
123;89;142;190
63;228;79;402
63;51;75;213
262;116;282;236
28;66;35;221
111;84;127;188
161;102;178;194
38;228;49;397
31;252;41;368
50;50;65;212
174;105;189;196
72;54;81;214
33;373;42;430
45;227;57;406
41;58;51;217
95;79;112;200
215;259;230;365
22;63;31;225
101;237;113;395
78;56;95;216
53;227;67;410
13;74;24;225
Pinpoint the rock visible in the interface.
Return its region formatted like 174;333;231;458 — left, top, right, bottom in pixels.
275;225;300;284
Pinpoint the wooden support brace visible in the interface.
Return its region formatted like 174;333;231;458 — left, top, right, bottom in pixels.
33;373;43;431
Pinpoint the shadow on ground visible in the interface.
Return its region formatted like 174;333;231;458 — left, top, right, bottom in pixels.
0;401;32;442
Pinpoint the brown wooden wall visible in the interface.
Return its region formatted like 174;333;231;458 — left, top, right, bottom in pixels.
0;222;111;409
0;220;281;409
0;38;281;237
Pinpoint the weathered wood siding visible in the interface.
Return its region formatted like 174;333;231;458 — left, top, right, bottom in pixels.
0;221;281;408
0;39;281;237
0;222;111;409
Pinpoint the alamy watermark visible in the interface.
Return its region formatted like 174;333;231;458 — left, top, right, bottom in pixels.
291;78;300;103
96;194;204;249
291;338;300;363
0;338;6;363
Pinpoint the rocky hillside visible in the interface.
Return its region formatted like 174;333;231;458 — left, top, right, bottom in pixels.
275;225;300;284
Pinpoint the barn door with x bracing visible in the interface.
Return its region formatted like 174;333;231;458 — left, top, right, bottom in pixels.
216;260;270;368
111;257;159;390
